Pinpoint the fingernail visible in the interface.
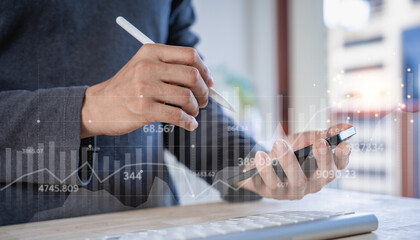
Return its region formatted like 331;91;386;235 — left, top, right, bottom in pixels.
343;145;352;156
273;139;291;158
208;70;214;86
316;139;328;155
209;76;214;87
191;117;198;129
256;151;266;165
279;139;290;152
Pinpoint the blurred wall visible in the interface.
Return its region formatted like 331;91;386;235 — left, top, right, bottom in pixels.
288;0;329;133
192;0;278;136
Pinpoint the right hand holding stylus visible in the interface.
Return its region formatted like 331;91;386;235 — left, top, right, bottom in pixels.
80;44;214;138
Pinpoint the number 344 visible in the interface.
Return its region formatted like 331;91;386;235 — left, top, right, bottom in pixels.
123;171;143;181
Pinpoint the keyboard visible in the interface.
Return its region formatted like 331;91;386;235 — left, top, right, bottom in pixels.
91;211;378;240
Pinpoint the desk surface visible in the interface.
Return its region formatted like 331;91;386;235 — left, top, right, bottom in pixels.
1;189;420;240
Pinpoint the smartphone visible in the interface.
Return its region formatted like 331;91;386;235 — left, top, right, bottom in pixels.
227;127;356;185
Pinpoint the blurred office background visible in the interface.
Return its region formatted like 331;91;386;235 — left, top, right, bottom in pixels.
166;0;420;204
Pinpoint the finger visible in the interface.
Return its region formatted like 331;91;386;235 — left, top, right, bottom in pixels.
150;103;198;131
334;142;351;170
257;183;289;200
141;44;214;87
312;139;336;186
159;63;209;108
324;123;354;138
254;151;281;191
272;140;307;199
285;130;325;151
154;83;199;117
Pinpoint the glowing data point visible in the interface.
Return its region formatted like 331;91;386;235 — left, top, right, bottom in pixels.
37;120;40;123
410;119;414;123
139;95;143;98
191;144;195;148
407;95;411;99
88;120;92;123
407;68;412;72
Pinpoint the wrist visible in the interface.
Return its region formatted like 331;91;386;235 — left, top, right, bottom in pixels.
80;84;102;138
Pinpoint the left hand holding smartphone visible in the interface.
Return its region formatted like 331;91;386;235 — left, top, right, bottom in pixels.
236;123;353;200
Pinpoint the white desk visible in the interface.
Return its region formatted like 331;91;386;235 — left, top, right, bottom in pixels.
0;189;419;239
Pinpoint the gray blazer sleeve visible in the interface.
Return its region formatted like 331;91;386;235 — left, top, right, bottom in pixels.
164;100;264;202
0;86;87;186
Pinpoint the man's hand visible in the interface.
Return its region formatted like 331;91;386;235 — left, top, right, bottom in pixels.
238;123;353;200
80;44;214;138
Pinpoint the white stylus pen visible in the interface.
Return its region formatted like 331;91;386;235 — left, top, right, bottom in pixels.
116;16;235;112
